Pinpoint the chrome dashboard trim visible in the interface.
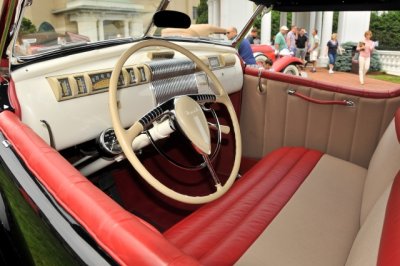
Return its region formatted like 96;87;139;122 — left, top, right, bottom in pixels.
147;58;196;81
151;74;198;105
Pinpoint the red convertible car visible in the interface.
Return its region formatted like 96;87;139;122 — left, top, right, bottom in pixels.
252;44;304;75
0;0;399;265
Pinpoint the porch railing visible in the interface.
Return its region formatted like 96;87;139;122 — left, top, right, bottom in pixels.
375;50;400;76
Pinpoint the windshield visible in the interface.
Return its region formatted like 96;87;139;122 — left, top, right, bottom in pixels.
12;0;239;58
13;0;162;56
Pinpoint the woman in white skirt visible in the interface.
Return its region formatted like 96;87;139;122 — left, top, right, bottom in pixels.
356;31;375;85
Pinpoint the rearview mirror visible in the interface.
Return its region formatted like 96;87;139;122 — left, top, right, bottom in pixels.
153;10;191;29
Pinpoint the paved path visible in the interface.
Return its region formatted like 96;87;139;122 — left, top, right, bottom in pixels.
303;68;400;91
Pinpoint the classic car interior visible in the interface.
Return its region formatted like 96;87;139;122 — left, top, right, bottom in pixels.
0;0;399;265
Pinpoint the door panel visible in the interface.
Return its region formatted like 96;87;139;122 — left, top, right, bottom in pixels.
240;74;400;168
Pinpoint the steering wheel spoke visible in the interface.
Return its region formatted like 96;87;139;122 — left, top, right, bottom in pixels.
202;154;222;187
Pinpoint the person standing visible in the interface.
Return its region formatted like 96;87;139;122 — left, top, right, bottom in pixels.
357;30;375;85
296;28;308;63
247;28;258;44
326;33;339;74
275;26;289;55
308;29;320;72
286;25;297;55
226;26;256;65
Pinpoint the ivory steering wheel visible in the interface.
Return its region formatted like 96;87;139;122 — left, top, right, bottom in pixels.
109;39;241;204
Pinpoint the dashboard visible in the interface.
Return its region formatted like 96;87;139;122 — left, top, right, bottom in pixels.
11;41;244;150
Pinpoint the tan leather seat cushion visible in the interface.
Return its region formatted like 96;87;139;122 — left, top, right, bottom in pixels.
345;186;391;266
236;155;367;266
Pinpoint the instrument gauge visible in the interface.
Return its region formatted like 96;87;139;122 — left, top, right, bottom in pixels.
90;72;125;91
58;78;72;97
74;76;87;94
138;66;147;82
127;68;137;84
97;128;123;156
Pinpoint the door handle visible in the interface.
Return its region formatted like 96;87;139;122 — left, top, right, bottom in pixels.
288;89;355;107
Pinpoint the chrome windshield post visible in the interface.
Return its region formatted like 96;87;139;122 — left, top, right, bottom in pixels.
143;0;171;37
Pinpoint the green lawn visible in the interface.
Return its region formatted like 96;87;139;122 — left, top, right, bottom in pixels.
0;168;80;265
368;74;400;84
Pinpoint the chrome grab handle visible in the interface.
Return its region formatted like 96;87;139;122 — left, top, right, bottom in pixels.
288;89;355;107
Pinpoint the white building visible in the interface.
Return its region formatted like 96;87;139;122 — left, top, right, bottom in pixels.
22;0;201;43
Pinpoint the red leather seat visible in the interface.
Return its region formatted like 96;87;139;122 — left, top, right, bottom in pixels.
1;107;399;265
164;147;322;265
165;109;400;266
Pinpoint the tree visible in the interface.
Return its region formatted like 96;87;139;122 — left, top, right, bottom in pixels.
196;0;208;24
20;17;36;34
270;11;292;36
271;11;281;37
333;11;339;33
370;11;400;51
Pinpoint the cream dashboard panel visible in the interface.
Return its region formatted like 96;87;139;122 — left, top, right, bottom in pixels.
13;77;154;150
11;41;243;150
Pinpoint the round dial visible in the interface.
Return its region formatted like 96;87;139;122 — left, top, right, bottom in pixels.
97;128;123;156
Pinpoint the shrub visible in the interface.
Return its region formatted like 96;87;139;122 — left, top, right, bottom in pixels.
21;17;36;34
334;42;355;72
334;42;381;72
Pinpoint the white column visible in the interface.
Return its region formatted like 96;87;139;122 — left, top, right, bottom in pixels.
280;12;287;26
337;11;371;43
319;11;333;66
293;12;310;29
129;21;134;36
131;19;143;36
321;11;333;49
220;0;253;29
70;16;98;42
337;12;345;43
261;11;271;44
213;0;220;26
309;11;316;35
292;12;297;26
207;0;214;25
316;11;323;37
124;20;129;37
98;19;104;41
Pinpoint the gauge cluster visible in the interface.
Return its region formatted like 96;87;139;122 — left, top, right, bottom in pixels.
47;54;237;102
97;128;123;157
47;64;151;101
